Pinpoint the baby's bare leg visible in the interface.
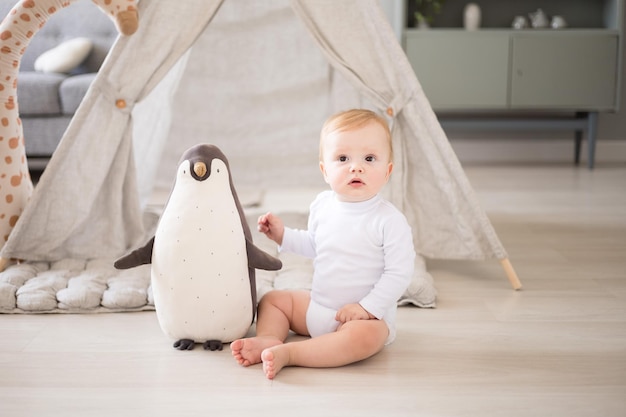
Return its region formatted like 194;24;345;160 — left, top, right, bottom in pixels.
231;290;310;366
261;319;389;379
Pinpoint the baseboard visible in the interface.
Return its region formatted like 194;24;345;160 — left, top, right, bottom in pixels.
449;137;626;166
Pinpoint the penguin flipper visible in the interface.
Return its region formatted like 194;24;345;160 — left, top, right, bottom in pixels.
246;239;282;271
113;237;155;269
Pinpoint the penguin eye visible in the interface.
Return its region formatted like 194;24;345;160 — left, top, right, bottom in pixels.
217;168;220;173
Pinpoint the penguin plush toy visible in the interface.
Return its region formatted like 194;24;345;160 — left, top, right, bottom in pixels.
115;144;282;351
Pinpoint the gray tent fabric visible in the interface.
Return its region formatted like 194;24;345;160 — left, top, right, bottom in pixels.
1;0;507;265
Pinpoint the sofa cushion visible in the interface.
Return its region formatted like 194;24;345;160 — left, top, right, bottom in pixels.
17;72;66;116
34;38;93;74
60;73;97;114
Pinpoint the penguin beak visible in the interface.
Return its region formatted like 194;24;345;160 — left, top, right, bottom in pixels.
193;161;207;178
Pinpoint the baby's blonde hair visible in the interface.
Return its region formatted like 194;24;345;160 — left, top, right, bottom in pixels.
319;109;393;161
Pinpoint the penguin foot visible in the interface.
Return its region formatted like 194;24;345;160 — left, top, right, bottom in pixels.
203;340;223;351
173;339;195;350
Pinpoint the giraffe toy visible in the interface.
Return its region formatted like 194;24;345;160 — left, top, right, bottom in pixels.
0;0;138;271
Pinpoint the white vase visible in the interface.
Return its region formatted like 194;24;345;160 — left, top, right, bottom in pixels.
463;3;481;31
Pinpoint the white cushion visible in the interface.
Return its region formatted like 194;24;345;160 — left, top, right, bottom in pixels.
34;37;93;73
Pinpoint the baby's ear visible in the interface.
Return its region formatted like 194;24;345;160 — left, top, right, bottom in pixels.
319;161;329;182
386;162;394;180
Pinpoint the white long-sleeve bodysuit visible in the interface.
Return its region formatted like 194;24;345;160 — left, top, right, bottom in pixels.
280;191;415;344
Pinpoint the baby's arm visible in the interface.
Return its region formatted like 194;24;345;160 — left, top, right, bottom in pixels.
359;215;415;320
257;212;285;245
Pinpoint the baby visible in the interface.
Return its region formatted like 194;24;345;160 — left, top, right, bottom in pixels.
231;109;415;379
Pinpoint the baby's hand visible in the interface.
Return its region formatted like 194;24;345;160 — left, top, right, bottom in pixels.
257;212;284;245
335;303;375;323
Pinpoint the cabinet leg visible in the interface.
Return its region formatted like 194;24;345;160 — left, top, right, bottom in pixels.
574;112;585;165
587;111;598;170
574;130;583;165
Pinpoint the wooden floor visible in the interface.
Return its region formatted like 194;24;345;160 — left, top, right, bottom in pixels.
1;164;625;417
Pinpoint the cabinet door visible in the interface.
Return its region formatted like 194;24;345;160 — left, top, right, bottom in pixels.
404;31;510;110
510;33;618;110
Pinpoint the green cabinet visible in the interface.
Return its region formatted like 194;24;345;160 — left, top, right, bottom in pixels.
402;0;623;112
405;31;509;109
510;32;618;110
404;29;620;111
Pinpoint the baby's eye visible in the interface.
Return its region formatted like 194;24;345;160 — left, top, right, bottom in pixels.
338;156;348;162
365;155;376;162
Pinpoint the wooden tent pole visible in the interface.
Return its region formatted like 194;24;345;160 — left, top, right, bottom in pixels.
500;258;522;290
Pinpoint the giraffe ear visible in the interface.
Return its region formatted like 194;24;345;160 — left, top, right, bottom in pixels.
34;37;93;74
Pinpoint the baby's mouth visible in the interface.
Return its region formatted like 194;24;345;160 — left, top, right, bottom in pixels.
349;178;364;185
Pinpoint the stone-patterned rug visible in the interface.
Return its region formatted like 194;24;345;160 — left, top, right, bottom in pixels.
0;258;154;313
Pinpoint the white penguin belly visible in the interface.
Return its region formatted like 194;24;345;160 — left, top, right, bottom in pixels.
151;160;252;343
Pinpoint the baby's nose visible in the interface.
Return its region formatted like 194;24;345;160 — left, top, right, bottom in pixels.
350;162;363;172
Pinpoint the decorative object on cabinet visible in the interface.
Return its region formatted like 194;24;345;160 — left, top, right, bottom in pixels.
529;8;549;28
550;15;568;29
512;15;528;29
463;3;481;30
414;0;445;28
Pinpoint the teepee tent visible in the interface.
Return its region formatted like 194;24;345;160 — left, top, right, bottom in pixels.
1;0;520;289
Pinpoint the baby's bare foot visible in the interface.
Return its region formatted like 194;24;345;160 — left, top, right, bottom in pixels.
261;346;290;380
231;337;282;367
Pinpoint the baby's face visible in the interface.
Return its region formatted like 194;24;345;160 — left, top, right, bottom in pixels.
319;122;393;202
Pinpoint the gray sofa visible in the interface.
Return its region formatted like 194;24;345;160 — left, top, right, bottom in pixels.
0;0;118;164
